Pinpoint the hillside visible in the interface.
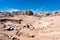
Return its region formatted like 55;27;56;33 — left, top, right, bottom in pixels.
0;10;60;40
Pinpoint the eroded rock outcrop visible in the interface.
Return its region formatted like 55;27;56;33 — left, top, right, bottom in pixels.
21;10;34;15
51;11;60;16
34;12;51;17
0;10;60;18
0;12;14;17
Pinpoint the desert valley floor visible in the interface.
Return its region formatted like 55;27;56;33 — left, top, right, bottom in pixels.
0;11;60;40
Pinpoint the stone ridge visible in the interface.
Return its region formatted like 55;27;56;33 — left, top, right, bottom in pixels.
0;10;60;17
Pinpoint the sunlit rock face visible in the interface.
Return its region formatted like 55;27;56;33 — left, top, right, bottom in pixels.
34;12;51;17
0;12;14;17
39;12;50;17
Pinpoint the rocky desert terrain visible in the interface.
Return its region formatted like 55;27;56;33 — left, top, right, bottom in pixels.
0;10;60;40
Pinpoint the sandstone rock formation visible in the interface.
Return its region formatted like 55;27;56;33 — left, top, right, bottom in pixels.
21;10;34;15
0;10;60;17
34;12;50;17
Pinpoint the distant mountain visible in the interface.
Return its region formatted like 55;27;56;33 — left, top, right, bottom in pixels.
0;10;60;17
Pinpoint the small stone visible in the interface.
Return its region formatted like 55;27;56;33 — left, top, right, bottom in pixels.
6;27;14;31
27;24;30;28
12;37;20;40
28;34;35;38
